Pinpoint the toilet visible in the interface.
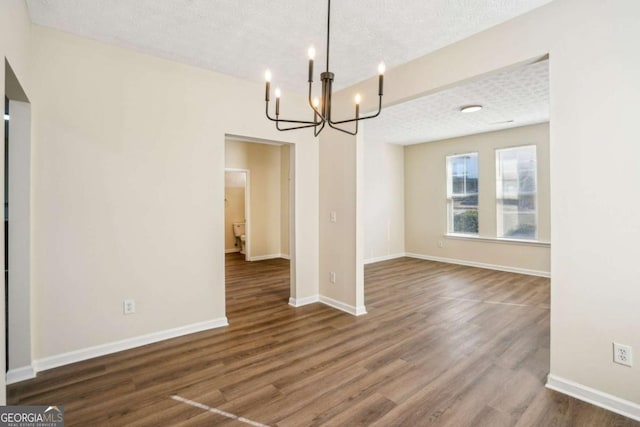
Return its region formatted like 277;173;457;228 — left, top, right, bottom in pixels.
232;222;246;254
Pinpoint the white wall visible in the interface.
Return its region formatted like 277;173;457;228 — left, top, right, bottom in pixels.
28;25;318;367
0;0;33;405
7;100;33;382
404;123;550;276
323;0;640;413
363;139;405;263
225;140;289;259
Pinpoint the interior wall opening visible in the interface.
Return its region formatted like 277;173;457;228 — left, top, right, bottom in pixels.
361;56;550;364
362;55;550;272
224;135;294;323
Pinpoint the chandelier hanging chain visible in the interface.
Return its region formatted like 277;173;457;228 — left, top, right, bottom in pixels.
264;0;385;136
325;0;330;74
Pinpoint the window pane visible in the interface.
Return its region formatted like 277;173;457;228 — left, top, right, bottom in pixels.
452;195;478;234
447;153;478;234
496;146;537;239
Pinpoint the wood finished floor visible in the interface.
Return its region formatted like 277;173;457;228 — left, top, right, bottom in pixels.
8;254;639;426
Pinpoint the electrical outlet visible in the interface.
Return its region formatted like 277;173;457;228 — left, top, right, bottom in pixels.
329;272;336;284
123;299;136;315
613;342;633;367
330;211;337;223
437;240;444;248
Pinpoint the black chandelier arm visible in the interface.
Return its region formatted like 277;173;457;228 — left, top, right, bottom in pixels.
327;120;358;136
274;117;320;125
265;102;319;125
314;121;326;137
329;95;383;125
276;121;322;132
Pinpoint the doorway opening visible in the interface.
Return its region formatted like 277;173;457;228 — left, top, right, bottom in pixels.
224;169;248;260
224;135;294;323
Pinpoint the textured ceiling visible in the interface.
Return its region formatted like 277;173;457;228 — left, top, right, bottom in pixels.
26;0;552;143
26;0;552;92
365;59;549;145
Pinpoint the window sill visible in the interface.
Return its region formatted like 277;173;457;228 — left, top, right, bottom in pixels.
445;234;550;248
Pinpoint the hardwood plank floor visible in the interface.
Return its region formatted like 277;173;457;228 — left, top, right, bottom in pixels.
8;254;639;426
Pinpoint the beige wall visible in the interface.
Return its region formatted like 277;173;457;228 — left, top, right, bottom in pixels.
29;25;318;365
322;0;640;411
0;1;31;90
225;140;289;259
319;130;365;314
363;138;405;263
280;144;291;257
404;123;550;275
548;0;640;406
1;0;32;404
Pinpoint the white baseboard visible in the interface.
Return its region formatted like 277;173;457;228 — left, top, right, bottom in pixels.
364;253;406;265
405;252;550;278
225;248;240;254
6;365;36;385
247;253;288;262
289;294;367;317
319;296;367;316
32;317;229;374
288;295;320;307
546;374;640;421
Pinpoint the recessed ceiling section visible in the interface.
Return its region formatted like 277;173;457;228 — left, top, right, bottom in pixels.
364;59;549;145
26;0;553;93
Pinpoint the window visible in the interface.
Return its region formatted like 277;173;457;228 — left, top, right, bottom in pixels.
496;145;537;240
446;153;478;235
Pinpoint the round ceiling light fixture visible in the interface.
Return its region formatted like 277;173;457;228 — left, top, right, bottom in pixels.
460;105;483;113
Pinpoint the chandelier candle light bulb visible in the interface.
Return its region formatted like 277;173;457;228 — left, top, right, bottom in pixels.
275;88;281;115
265;69;272;101
378;62;385;96
308;46;316;83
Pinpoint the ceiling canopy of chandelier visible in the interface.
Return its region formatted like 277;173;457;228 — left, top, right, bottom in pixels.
264;0;385;136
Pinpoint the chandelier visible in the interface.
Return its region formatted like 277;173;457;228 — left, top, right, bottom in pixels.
264;0;385;136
